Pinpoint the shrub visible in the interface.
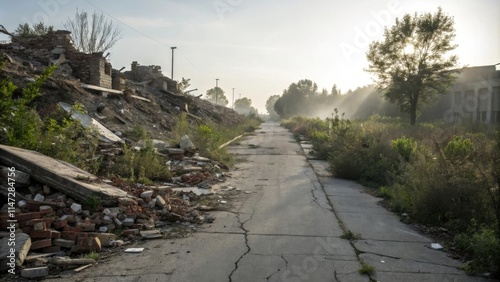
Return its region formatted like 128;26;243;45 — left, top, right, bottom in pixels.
0;63;100;173
454;227;500;276
391;136;417;162
444;135;474;163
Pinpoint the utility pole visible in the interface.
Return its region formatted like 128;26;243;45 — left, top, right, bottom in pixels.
215;78;219;105
232;88;235;109
170;47;177;80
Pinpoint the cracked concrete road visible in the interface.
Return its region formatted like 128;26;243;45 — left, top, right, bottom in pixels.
62;122;493;282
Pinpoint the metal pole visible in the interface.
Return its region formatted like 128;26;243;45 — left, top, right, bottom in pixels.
215;79;219;105
171;47;177;79
232;88;235;109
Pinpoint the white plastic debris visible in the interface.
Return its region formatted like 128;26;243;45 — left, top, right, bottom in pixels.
125;248;144;253
431;243;443;250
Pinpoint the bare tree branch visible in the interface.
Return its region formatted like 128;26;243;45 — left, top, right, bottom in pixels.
64;9;122;54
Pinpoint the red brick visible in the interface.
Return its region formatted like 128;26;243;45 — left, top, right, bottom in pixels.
39;206;53;215
123;229;139;236
16;213;34;222
61;231;78;241
132;224;143;230
42;217;55;227
52;220;67;229
74;237;101;253
51;230;61;239
30;239;52;250
30;230;52;239
42;245;61;253
27;219;43;226
33;222;46;231
63;226;82;233
31;212;42;219
78;222;95;232
22;226;34;234
53;239;75;248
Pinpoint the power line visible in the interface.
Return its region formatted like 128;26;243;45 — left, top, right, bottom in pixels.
83;0;213;79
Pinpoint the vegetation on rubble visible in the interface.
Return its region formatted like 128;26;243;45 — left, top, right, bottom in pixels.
0;60;101;173
14;22;54;37
282;115;500;277
113;140;171;184
171;112;262;165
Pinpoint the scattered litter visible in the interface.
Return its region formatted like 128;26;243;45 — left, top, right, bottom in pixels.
431;243;443;250
125;248;145;253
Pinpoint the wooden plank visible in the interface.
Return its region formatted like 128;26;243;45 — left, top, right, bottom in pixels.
81;83;123;95
130;95;151;102
0;144;129;205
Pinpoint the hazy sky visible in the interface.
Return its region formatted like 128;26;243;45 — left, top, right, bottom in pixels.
1;0;499;112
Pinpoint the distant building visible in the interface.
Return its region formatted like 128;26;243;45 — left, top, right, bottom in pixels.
421;65;500;124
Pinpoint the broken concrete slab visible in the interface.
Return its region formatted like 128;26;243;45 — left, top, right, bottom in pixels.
0;233;31;272
0;144;129;205
170;187;214;196
58;102;124;144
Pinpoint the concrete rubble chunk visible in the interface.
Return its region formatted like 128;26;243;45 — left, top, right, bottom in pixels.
21;267;49;278
33;193;45;202
155;195;166;208
118;197;137;206
70;203;82;214
140;190;154;199
122;218;135;227
180;135;195;153
1;166;30;185
0;233;31;272
0;144;129;205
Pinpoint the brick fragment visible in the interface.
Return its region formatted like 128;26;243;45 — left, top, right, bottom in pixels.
52;239;75;248
30;239;52;250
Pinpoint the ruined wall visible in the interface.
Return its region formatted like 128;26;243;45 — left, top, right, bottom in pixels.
8;30;113;88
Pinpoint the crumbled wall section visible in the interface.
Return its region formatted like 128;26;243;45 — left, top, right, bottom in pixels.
9;30;113;89
125;61;178;93
89;55;112;89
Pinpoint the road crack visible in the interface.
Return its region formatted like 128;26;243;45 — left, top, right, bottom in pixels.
265;255;289;281
228;209;255;282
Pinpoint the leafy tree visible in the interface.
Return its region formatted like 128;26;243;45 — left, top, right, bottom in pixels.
274;79;319;118
366;7;459;125
64;9;122;54
205;87;228;106
265;95;280;121
14;22;54;37
234;97;258;116
331;84;341;96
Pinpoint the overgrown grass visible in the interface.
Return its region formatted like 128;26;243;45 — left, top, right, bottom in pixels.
170;112;262;166
112;140;171;183
283;114;500;278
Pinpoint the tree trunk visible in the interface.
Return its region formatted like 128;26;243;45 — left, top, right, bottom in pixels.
410;99;417;125
410;92;420;125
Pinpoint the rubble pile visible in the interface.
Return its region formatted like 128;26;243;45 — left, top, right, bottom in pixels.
0;167;223;278
0;28;246;279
